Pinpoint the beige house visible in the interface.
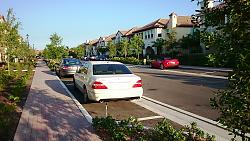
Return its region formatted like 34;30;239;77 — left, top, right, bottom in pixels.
112;27;139;44
96;34;115;55
86;13;194;56
133;12;194;56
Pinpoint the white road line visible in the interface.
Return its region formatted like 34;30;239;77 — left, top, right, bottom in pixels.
137;116;164;121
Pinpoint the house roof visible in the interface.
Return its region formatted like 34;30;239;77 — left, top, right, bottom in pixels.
177;16;193;27
0;15;5;22
124;27;140;36
134;18;169;33
104;34;116;42
89;39;98;45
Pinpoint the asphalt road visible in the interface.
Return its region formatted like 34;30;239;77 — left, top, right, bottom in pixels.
130;67;228;120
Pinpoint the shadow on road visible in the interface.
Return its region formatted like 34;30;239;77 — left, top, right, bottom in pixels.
138;72;228;89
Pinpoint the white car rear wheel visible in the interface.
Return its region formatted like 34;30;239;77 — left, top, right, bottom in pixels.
83;86;88;103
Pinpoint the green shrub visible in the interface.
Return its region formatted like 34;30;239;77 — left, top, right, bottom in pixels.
112;57;143;65
0;102;16;141
93;116;216;141
148;119;185;141
93;116;145;141
184;122;215;141
176;54;209;67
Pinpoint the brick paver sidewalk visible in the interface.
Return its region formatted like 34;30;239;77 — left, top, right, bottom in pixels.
14;61;101;141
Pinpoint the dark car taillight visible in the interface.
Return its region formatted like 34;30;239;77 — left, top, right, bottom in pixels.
133;80;142;88
92;81;108;89
62;66;69;70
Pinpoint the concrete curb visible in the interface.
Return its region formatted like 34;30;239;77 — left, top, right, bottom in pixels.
141;96;220;126
163;69;228;79
179;65;232;72
53;72;93;124
126;64;232;72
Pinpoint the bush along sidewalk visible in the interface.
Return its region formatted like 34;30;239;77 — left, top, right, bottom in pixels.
112;57;144;65
0;68;33;141
93;116;216;141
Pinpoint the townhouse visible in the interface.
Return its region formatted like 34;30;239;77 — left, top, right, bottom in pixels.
112;27;139;44
133;12;194;56
86;12;194;57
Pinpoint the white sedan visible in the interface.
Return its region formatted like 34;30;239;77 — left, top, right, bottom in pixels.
73;61;143;103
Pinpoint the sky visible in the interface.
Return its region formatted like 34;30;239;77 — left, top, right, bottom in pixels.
0;0;199;50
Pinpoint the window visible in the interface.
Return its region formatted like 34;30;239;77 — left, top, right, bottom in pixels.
151;34;153;38
145;35;147;39
93;64;132;75
63;59;81;65
158;33;162;37
148;34;150;39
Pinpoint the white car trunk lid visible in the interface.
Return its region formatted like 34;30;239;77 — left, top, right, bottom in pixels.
93;74;140;90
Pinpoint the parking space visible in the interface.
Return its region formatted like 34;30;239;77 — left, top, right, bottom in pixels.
60;77;167;128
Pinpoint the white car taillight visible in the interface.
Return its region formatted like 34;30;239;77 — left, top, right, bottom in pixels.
92;81;108;89
133;80;142;88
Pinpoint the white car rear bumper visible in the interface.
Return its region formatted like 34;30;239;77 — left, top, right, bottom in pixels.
88;88;143;101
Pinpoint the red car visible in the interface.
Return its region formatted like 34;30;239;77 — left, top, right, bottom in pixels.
150;58;179;69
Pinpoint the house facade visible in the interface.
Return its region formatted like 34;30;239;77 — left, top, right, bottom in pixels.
96;34;115;55
112;27;139;44
85;12;194;57
133;12;194;56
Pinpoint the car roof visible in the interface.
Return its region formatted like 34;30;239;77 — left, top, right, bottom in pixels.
87;61;123;65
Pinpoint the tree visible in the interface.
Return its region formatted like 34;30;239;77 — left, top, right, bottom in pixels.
107;41;116;58
71;44;85;59
165;30;177;57
0;8;34;64
152;38;165;55
165;30;177;51
192;0;250;140
130;35;144;59
179;31;201;53
120;39;131;58
43;33;68;60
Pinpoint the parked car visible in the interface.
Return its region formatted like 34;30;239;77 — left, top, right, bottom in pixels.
150;57;179;69
55;58;82;78
96;55;108;61
73;61;143;103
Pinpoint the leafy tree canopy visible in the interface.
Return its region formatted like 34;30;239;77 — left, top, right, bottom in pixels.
192;0;250;140
130;35;144;59
43;33;68;60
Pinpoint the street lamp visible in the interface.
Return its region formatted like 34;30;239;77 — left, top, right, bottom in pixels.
26;34;29;47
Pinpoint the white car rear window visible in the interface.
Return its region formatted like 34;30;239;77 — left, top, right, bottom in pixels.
93;64;132;75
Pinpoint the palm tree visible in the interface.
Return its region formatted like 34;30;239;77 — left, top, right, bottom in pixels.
152;38;165;55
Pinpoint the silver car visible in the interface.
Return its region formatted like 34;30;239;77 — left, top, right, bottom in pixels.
56;58;81;78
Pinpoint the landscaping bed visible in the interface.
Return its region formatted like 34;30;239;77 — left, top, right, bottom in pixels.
0;67;34;141
93;116;216;141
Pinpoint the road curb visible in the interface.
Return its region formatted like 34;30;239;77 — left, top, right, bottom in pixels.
163;69;228;79
54;72;93;124
141;96;220;126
